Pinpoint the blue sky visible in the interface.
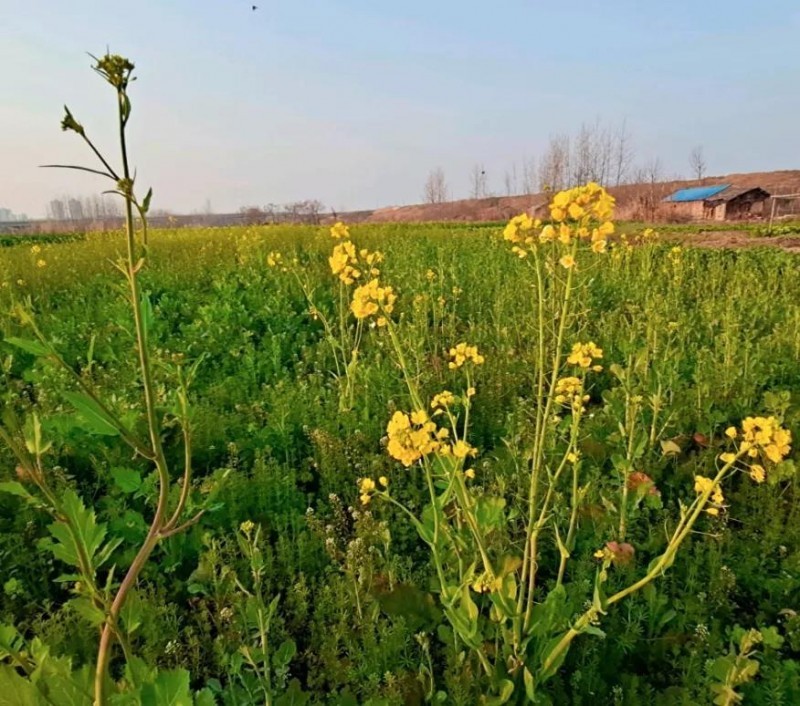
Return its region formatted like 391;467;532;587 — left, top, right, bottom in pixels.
2;0;799;217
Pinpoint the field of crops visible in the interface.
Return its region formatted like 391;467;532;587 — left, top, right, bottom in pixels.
0;212;799;705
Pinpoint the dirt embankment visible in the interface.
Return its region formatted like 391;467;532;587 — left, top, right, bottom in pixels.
347;170;800;225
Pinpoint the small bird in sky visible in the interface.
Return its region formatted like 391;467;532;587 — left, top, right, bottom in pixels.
252;4;257;9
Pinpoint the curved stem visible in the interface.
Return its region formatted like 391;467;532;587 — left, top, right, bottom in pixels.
94;84;173;706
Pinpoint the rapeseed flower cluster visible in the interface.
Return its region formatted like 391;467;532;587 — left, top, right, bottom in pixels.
567;342;603;371
448;343;485;369
328;224;384;285
554;376;590;413
503;183;615;264
330;221;350;240
386;410;446;466
350;278;396;326
385;403;478;468
431;390;456;411
694;475;726;516
356;476;389;505
721;417;792;482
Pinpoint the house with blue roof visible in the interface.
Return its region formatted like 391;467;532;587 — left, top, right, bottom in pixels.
663;184;770;221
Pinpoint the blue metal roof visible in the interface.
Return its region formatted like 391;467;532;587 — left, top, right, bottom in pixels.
665;184;730;202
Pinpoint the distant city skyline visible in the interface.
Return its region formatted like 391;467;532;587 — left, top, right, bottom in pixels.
2;0;799;218
0;207;28;222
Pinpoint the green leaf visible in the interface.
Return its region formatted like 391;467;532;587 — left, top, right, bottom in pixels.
62;391;120;436
140;669;192;706
274;680;310;706
768;459;795;485
761;625;785;650
0;665;41;706
32;661;94;706
482;679;514;705
46;489;110;572
142;187;153;214
140;293;154;345
273;639;296;669
5;337;50;357
523;667;536;701
540;634;571;682
475;496;506;531
0;482;34;500
110;467;142;494
67;597;106;627
194;690;216;706
0;624;23;659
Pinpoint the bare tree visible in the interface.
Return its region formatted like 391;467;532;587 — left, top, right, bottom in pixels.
469;164;488;199
423;167;449;204
613;119;635;185
503;167;517;197
539;135;570;192
689;145;707;180
632;158;666;221
521;156;537;195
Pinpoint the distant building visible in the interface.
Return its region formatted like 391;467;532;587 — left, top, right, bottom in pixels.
0;207;13;222
663;184;770;221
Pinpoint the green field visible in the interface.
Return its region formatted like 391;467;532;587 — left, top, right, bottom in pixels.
1;222;799;705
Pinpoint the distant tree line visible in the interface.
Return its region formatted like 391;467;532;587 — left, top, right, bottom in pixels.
238;199;326;225
46;194;123;221
423;119;708;204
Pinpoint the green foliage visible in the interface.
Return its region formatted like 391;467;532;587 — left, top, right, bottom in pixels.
2;90;800;701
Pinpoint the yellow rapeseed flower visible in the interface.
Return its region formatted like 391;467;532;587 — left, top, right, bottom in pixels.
386;411;441;466
739;416;792;464
448;342;485;369
452;440;477;459
567;342;603;369
330;221;349;239
431;390;456;409
351;278;396;324
749;465;766;483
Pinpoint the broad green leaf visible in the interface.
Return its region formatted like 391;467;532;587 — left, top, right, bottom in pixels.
475;496;506;530
110;467;142;494
46;489;108;572
0;481;35;500
62;391;120;437
31;660;93;706
194;689;217;706
0;665;40;706
274;680;310;706
120;590;145;636
5;337;50;357
67;597;106;627
140;669;192;706
125;655;157;690
0;624;23;659
273;639;296;669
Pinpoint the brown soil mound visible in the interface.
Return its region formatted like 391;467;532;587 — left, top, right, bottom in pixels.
354;170;800;224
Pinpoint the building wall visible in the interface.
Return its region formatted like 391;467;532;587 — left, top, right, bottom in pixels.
664;200;706;221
